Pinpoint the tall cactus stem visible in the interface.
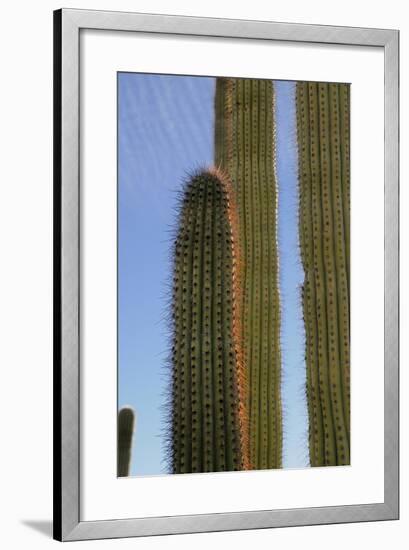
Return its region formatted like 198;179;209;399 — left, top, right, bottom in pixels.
215;78;282;470
170;168;250;474
117;407;135;477
296;81;350;466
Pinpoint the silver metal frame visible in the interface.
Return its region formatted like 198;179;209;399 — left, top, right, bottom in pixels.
53;8;399;541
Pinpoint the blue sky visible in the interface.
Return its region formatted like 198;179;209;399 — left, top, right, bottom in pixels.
118;73;308;476
275;81;308;468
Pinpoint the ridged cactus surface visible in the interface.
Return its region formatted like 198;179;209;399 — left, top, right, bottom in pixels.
170;168;249;474
296;81;350;466
117;407;135;477
215;78;282;470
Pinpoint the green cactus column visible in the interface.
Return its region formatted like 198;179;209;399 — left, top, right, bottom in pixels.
170;168;249;474
117;407;135;477
215;78;282;470
296;81;350;467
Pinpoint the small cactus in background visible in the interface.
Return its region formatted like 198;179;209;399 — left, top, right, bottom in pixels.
296;81;350;466
214;78;283;470
169;168;249;474
118;406;135;477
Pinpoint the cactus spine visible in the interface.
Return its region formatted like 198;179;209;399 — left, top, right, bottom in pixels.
170;168;249;474
117;407;135;477
214;78;282;470
296;82;350;466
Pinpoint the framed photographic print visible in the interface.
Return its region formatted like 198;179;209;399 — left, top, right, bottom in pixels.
53;8;399;541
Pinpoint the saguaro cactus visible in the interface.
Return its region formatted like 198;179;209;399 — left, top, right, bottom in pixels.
117;406;135;477
296;81;350;466
214;78;282;470
169;168;249;474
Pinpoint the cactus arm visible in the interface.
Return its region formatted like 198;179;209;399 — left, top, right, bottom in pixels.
117;407;135;477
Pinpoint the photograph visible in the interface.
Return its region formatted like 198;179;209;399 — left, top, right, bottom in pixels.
117;74;350;477
0;1;401;545
50;6;399;542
